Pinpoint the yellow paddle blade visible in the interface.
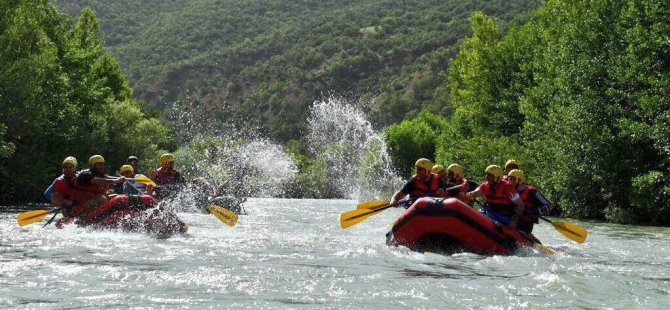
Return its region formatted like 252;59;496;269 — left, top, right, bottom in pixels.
552;220;587;243
533;243;555;255
132;175;157;187
17;210;50;227
356;200;390;210
207;203;238;227
339;207;389;229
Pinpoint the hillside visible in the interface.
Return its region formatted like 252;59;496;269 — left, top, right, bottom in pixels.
56;0;539;142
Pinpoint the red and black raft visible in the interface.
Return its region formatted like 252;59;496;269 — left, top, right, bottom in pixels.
386;197;538;255
56;195;188;237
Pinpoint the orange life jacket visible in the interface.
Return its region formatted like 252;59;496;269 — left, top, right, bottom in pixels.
480;179;516;215
408;174;440;198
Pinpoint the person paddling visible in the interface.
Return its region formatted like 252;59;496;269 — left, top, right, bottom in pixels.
391;158;446;205
50;156;78;212
113;165;143;195
87;155;126;195
431;164;462;198
466;165;524;229
152;153;184;199
446;163;478;206
125;156;148;192
507;169;551;234
65;157;125;222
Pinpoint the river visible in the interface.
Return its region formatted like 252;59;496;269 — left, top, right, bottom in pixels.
1;198;669;309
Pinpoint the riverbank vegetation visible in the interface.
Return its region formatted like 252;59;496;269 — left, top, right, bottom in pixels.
0;1;172;202
386;0;670;225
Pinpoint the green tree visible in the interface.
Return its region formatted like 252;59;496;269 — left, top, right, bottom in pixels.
384;111;447;176
0;1;170;202
445;1;670;224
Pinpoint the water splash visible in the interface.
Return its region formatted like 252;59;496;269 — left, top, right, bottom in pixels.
164;98;297;211
167;136;297;211
306;98;402;200
163;96;400;206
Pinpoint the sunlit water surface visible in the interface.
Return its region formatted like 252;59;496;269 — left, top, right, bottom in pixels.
1;199;669;309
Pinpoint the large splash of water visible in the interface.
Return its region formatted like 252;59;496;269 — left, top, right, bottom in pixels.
163;96;401;209
306;98;402;200
163;98;297;211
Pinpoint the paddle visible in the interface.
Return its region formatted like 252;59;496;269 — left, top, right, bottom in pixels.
533;242;555;254
538;216;587;244
42;208;62;227
473;200;587;244
129;175;157;187
17;209;60;227
356;200;390;210
207;202;239;227
340;199;413;229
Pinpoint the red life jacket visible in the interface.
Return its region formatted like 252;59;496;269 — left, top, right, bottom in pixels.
52;174;76;199
480;179;516;215
154;167;180;185
408;173;440;198
518;185;539;223
69;182;105;217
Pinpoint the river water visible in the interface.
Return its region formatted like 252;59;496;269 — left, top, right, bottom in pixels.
1;198;669;309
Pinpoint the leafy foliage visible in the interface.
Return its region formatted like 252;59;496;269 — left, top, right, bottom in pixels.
384;111;447;177
418;0;670;224
0;1;171;202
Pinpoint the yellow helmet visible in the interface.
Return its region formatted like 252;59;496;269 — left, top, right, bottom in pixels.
415;158;433;171
119;164;134;174
431;164;445;174
508;169;525;184
447;164;464;178
485;165;504;181
160;153;176;165
505;159;518;169
88;155;105;167
62;156;78;167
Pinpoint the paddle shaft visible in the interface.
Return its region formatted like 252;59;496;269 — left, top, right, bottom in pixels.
351;198;415;219
538;215;554;224
42;207;62;227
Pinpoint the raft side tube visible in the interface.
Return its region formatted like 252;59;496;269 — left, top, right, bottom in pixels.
388;197;533;255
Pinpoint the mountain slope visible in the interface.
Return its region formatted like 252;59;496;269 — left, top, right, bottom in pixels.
57;0;539;141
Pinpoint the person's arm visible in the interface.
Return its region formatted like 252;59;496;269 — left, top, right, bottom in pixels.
392;180;414;204
531;189;551;215
509;193;524;229
91;176;126;185
51;180;74;208
391;191;406;204
466;186;483;199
